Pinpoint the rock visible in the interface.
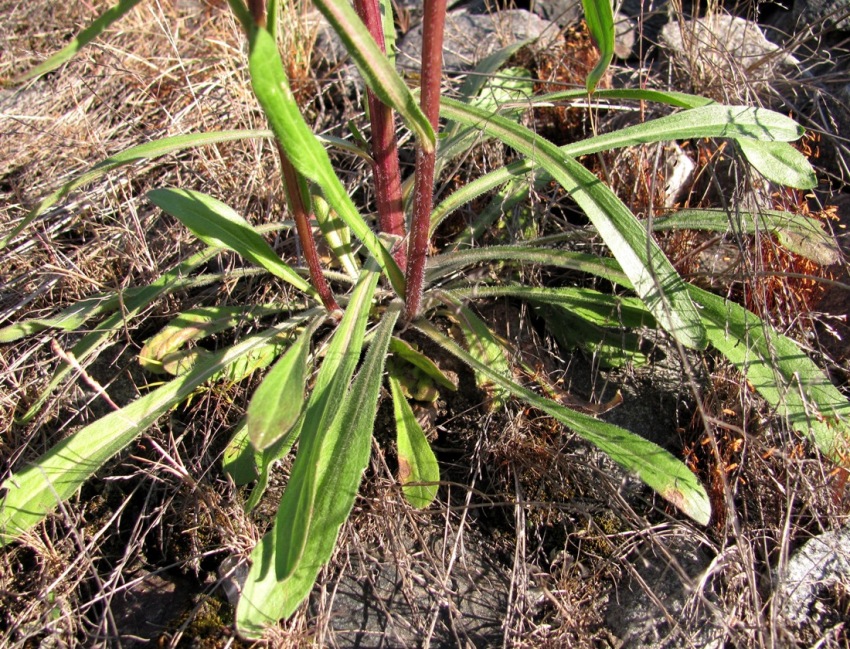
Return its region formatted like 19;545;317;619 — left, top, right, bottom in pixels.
529;0;585;28
397;9;559;74
313;526;511;647
605;534;723;648
793;0;850;31
111;570;195;647
777;525;850;633
660;15;800;94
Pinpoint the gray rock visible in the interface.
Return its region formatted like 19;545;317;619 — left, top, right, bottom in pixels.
605;535;723;648
777;524;850;631
397;9;560;74
660;15;800;89
529;0;585;28
793;0;850;31
313;527;511;648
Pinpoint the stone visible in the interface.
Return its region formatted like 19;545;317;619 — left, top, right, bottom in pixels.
660;15;800;93
397;9;560;74
777;524;850;632
793;0;850;31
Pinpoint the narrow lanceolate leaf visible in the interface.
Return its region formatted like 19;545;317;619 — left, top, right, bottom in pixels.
416;320;711;525
451;304;512;409
248;27;405;295
737;138;818;189
448;285;655;329
430;102;809;236
247;319;321;451
8;0;144;85
689;286;850;464
147;188;313;295
312;194;359;277
222;421;260;486
236;301;401;637
582;0;614;93
439;98;707;350
0;314;318;546
389;374;440;508
271;262;382;585
389;337;457;391
652;209;839;266
139;304;285;374
311;0;434;151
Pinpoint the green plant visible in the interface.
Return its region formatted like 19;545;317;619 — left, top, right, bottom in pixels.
1;0;848;639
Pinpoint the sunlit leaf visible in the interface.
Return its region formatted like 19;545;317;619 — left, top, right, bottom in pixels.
236;300;400;636
416;321;711;525
389;374;440;508
582;0;614;93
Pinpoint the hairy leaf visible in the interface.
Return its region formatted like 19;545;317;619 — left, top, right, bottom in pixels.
148;188;313;295
0;314;319;546
416;321;711;525
390;374;440;508
236;301;400;636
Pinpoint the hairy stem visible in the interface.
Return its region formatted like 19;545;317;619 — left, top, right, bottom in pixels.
404;0;446;320
278;144;340;313
353;0;406;267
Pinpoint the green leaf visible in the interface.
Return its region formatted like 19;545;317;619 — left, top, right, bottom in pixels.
0;313;320;546
652;209;839;266
8;0;145;85
389;337;457;392
431;103;809;237
222;421;260;486
416;320;711;525
389;374;440;508
236;301;400;637
451;304;512;410
689;285;850;463
582;0;614;93
247;27;405;295
271;262;382;584
247;320;321;451
147;188;313;295
139;305;285;374
439;97;707;350
427;246;628;287
737;138;818;189
538;305;648;368
448;285;655;329
533;87;715;109
312;193;359;277
310;0;434;151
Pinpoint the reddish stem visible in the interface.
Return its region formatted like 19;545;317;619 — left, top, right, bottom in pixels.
278;144;340;313
404;0;446;320
353;0;406;267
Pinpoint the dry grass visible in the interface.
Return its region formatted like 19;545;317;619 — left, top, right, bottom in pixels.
1;0;849;647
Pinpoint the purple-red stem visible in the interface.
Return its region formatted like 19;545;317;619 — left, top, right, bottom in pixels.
277;145;340;312
353;0;407;267
404;0;446;320
247;0;337;312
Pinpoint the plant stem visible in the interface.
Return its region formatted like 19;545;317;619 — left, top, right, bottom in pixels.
245;0;337;312
278;143;340;313
404;0;446;320
353;0;406;267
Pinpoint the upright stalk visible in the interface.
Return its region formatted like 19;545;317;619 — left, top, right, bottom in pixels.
246;0;338;313
404;0;447;320
353;0;406;267
278;144;340;313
